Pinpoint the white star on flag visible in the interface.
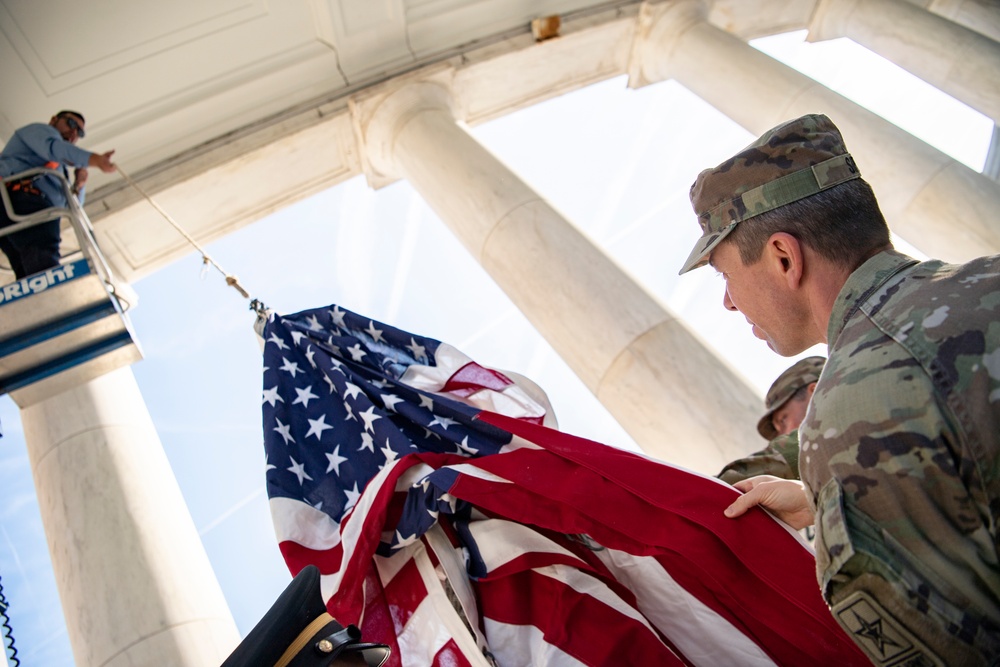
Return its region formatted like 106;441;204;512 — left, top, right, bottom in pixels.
286;456;313;485
279;357;302;378
392;530;419;550
293;385;319;408
359;406;381;433
406;338;426;360
343;482;360;510
366;321;385;343
438;492;458;514
325;445;348;475
429;415;457;430
380;439;398;463
381;393;404;412
273;418;294;445
329;305;346;327
305;414;333;440
457;436;479;454
343;382;363;400
267;333;289;350
262;386;283;407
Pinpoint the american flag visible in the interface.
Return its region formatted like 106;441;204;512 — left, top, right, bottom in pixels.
261;304;867;666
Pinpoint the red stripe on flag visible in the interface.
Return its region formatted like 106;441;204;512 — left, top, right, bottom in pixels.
278;540;345;576
431;639;477;667
446;463;792;656
440;362;545;424
478;566;685;665
469;411;869;665
359;564;403;667
382;556;427;632
442;362;514;394
484;549;591;581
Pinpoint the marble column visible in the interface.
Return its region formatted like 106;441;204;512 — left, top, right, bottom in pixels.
352;76;762;472
810;0;1000;124
630;0;1000;263
906;0;1000;42
20;367;239;667
985;126;1000;182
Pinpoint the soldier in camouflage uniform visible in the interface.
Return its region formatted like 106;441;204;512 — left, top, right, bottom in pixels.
679;114;1000;665
718;356;824;485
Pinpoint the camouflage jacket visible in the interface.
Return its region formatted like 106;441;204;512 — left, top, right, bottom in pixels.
718;431;800;485
800;250;1000;665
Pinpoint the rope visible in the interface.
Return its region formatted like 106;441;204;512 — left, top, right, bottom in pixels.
116;166;269;317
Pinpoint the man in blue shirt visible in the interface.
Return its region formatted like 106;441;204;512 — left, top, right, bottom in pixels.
0;111;116;279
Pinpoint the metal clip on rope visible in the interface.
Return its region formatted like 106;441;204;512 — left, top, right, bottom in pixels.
116;165;265;311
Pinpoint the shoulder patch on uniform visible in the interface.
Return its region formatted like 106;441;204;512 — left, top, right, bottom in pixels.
833;591;944;666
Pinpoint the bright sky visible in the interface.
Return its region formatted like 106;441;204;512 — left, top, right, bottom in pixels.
0;30;993;666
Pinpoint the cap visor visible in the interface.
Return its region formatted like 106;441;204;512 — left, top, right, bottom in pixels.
757;412;777;440
678;223;737;275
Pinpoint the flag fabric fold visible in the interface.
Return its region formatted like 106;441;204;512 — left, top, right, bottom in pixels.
261;303;867;666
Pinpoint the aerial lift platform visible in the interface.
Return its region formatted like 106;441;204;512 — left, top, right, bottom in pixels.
0;167;142;407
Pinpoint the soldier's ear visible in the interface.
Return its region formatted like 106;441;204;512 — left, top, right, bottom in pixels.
765;232;804;290
805;382;817;400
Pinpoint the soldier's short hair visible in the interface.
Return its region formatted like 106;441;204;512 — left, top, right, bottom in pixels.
726;178;889;269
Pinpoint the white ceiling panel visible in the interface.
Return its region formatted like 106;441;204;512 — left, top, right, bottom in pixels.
309;0;413;80
1;0;266;92
0;0;348;181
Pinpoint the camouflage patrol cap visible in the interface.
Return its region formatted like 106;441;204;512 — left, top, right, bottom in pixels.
679;114;860;274
757;356;826;440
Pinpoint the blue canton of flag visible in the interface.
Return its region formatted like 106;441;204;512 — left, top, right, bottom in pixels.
262;304;540;553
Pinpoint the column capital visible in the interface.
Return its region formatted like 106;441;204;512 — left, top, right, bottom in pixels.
627;0;708;89
350;69;457;188
808;0;862;42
